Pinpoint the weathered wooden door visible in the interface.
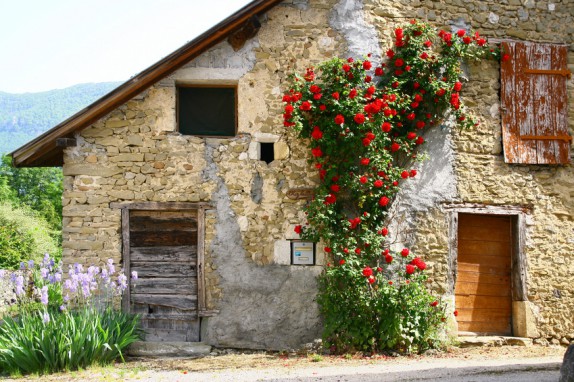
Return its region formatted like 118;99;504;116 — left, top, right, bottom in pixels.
128;210;199;342
455;214;512;335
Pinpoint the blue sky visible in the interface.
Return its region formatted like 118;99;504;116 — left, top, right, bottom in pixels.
0;0;252;93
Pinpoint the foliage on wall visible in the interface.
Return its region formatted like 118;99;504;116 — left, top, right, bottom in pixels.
283;20;500;353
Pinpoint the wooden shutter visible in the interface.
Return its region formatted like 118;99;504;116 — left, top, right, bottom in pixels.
501;41;571;164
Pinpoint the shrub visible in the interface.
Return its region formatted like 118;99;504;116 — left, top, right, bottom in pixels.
283;20;499;353
0;255;141;375
0;203;60;269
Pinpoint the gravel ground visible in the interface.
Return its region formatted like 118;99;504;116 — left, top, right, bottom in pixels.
0;345;566;382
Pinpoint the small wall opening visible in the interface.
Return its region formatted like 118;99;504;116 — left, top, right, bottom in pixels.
260;142;274;164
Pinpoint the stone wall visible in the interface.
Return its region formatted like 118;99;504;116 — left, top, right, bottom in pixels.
60;0;574;348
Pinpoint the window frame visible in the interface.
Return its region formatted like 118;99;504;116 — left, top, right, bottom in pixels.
176;84;238;138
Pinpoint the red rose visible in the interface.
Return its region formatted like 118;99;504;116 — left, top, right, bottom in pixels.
363;61;372;70
313;93;322;100
311;126;323;140
285;104;294;114
401;171;409;179
416;136;424;145
375;67;384;76
334;114;345;124
359;176;368;184
360;158;370;166
324;247;332;253
453;82;462;92
368;276;375;284
391;142;400;152
342;64;351;72
477;38;486;46
395;28;403;39
332;92;340;100
319;104;326;110
339;259;346;265
394;58;404;67
430;301;439;307
381;227;388;236
362;138;371;146
401;248;409;257
294;225;302;234
354;113;366;124
366;132;375;140
457;29;465;37
282;94;292;103
406;132;416;140
355;248;361;254
454;310;459;317
423;40;432;48
324;194;336;205
374;179;383;188
463;36;471;44
379;196;389;207
377;267;383;272
406;264;415;275
309;85;321;93
381;122;392;132
386;49;395;58
349;88;357;99
436;89;446;96
311;147;323;157
362;267;373;277
330;184;340;193
416;121;426;129
410;169;417;177
385;254;393;263
300;101;312;111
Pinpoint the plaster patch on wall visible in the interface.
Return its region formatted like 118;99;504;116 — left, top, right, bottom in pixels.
388;126;459;247
202;141;322;350
330;0;382;61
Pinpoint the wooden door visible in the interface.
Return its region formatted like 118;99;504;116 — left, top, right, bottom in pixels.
128;210;199;342
455;214;512;335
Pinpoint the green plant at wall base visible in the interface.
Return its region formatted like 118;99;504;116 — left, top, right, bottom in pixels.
283;21;500;353
0;255;141;375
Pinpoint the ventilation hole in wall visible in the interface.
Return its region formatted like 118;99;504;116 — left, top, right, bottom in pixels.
260;143;274;164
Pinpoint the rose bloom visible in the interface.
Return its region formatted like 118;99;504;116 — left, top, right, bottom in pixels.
436;88;446;96
405;264;416;275
391;142;400;152
311;147;323;157
416;136;425;145
355;248;361;254
394;58;404;67
454;310;459;317
381;122;392;132
354;113;366;124
416;120;426;129
359;176;368;184
379;196;389;207
453;81;462;92
401;170;409;179
324;194;336;205
342;64;351;72
362;138;371;146
299;101;312;111
362;267;373;277
430;301;439;307
373;179;383;188
319;104;326;111
309;84;321;93
381;227;389;236
463;36;471;44
375;67;384;76
360;158;370;166
385;254;393;263
363;60;372;70
410;169;417;177
332;92;340;100
386;49;395;58
457;29;465;37
339;259;345;265
311;126;323;140
423;40;432;48
330;184;340;193
294;225;302;234
349;88;357;99
324;246;332;253
395;28;403;39
334;114;345;124
420;52;428;60
368;276;375;284
401;248;410;257
406;132;416;140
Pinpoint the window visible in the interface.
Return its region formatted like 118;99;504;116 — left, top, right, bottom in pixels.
178;85;237;137
500;42;571;164
260;142;274;164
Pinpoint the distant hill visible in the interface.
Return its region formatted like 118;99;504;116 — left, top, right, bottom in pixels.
0;82;121;155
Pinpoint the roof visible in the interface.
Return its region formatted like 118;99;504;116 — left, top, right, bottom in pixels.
11;0;283;167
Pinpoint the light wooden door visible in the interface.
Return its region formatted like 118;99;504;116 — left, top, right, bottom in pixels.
128;210;199;342
455;214;512;335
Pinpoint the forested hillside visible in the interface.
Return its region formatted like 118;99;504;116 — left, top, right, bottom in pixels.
0;82;121;154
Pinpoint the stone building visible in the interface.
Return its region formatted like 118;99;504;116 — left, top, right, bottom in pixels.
11;0;574;349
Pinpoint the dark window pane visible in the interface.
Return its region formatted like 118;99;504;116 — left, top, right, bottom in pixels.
178;87;236;136
260;142;274;164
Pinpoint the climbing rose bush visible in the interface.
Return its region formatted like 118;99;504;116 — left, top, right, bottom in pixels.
283;20;499;353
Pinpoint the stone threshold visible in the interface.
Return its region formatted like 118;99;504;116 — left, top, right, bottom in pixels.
128;341;212;357
457;335;533;348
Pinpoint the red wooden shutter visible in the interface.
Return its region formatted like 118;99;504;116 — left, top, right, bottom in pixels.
501;41;571;164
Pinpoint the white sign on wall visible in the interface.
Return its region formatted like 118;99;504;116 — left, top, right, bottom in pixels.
291;241;315;265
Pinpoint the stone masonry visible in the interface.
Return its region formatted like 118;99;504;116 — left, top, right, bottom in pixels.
61;0;574;349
